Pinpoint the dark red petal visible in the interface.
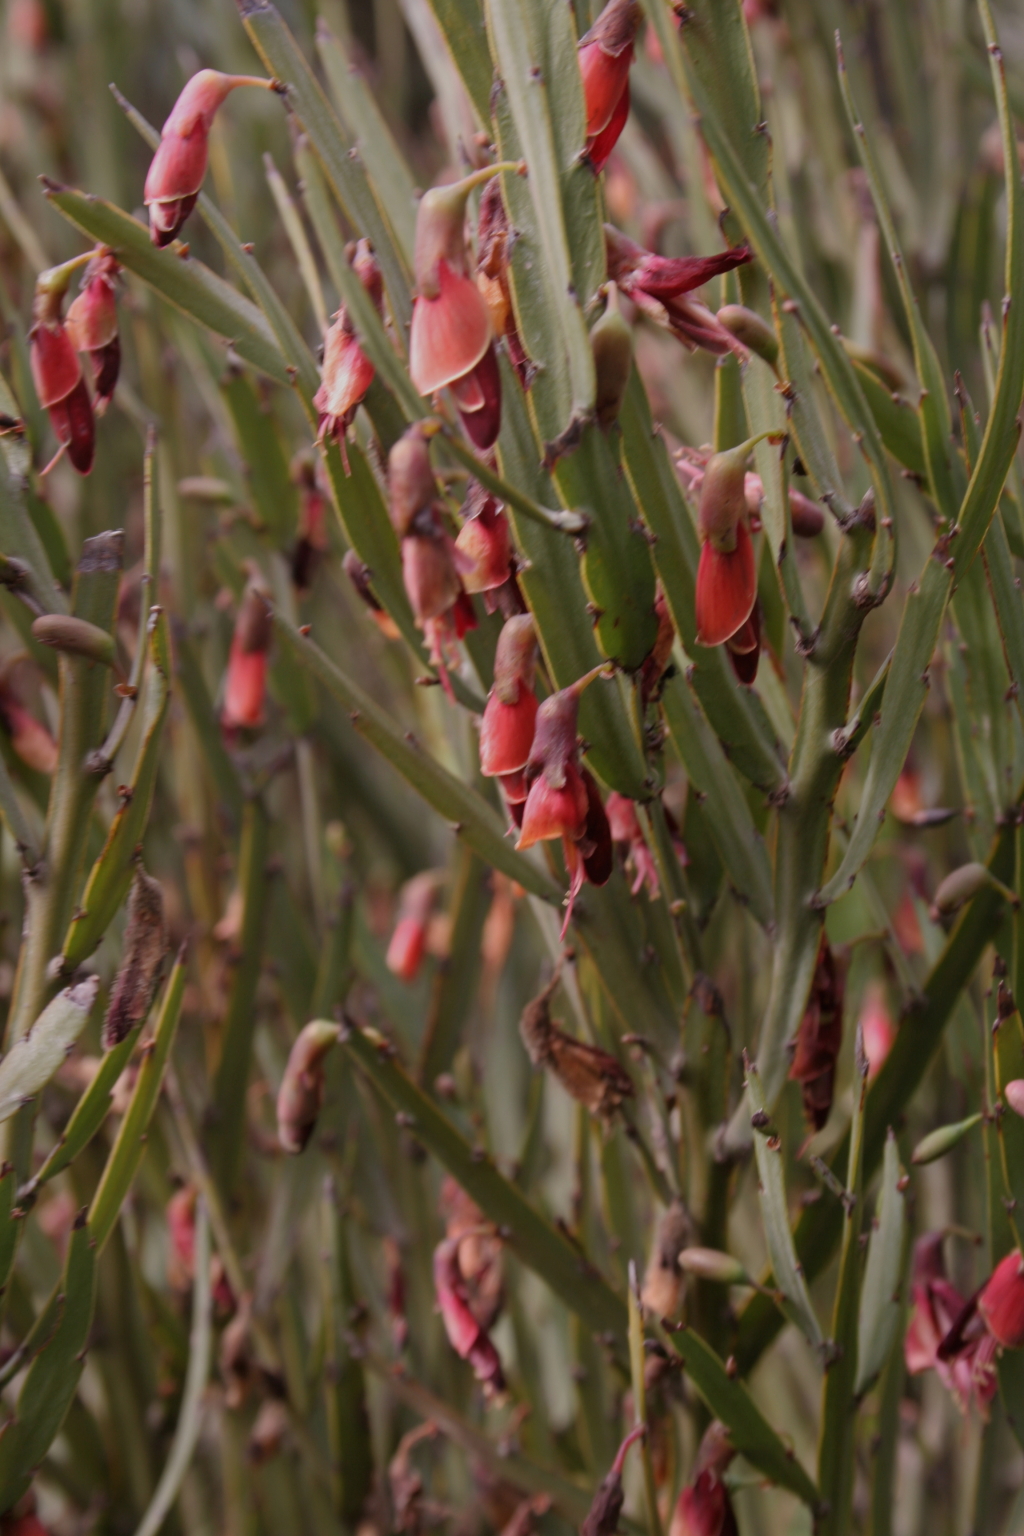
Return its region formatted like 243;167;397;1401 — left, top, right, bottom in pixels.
456;344;502;450
580;768;613;887
63;376;96;475
587;79;630;172
635;247;753;301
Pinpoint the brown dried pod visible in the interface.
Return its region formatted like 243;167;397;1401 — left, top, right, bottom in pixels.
519;970;634;1121
787;933;845;1132
276;1020;338;1153
641;1200;691;1319
103;866;168;1049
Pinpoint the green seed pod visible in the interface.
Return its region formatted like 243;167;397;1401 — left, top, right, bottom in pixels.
676;1246;751;1285
716;304;779;367
910;1112;983;1165
591;283;633;430
931;861;998;917
32;613;117;669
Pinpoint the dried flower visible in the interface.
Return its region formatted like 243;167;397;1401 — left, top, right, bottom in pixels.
341;550;401;640
605;225;752;356
387;870;445;983
313;240;382;451
65;247;121;413
166;1186;233;1310
479;614;539;780
103;865;168;1049
788;932;844;1133
276;1020;338;1153
581;1425;646;1536
670;1423;737;1536
290;453;330;592
640;584;676;705
222;581;273;730
519;969;633;1121
144;71;273;246
724;601;760;685
433;1234;505;1395
410;166;515;450
641;1201;691;1318
578;0;642;171
248;1397;290;1464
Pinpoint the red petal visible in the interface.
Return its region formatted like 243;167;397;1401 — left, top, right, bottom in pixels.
579;38;633;140
586;78;630;172
455;344;502;451
222;639;267;729
62;376;96;475
144;127;209;207
694;522;756;645
386;916;427;983
517;766;588;850
634;247;753;301
409;261;491;396
480;691;539;777
30;322;81;408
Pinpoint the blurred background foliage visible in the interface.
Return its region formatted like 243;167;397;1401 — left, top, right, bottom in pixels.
0;0;1024;1533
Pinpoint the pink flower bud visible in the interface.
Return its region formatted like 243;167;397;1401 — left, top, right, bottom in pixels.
1005;1079;1024;1118
387;871;444;982
582;1426;646;1536
456;488;512;593
65;248;121;412
578;0;642;171
222;582;272;730
979;1250;1024;1350
144;71;271;246
859;980;895;1082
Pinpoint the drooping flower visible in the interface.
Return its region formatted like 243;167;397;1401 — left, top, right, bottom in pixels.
313;239;382;454
433;1234;505;1395
605;224;753;357
694;444;758;647
222;580;273;731
479;613;539;785
906;1233;997;1416
606;793;660;897
670;1423;737;1536
788;933;845;1133
454;481;513;595
386;870;445;983
517;672;610;936
64;247;121;413
581;1426;647;1536
166;1185;234;1310
388;425;476;693
410;165;518;450
29;264;94;476
144;70;275;246
439;1177;504;1333
578;0;642;171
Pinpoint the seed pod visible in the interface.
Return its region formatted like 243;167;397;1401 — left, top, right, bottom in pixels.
715;303;779;366
676;1247;750;1285
931;862;995;918
519;970;633;1121
591;283;633;429
276;1020;339;1153
31;613;116;669
103;867;168;1049
641;1201;691;1317
910;1112;983;1166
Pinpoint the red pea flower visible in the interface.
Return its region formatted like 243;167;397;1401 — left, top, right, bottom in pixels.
313;239;382;457
455;482;513;596
410;164;519;451
29;262;94;476
606;793;660;898
578;0;642;171
144;70;275;246
64;247;121;413
906;1233;998;1416
670;1423;737;1536
222;581;272;731
694;443;760;647
433;1235;505;1396
517;668;608;937
479;614;539;782
386;870;444;983
605;224;753;357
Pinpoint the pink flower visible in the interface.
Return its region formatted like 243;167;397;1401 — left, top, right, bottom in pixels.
670;1423;737;1536
433;1235;505;1395
29;289;94;475
906;1234;998;1416
859;981;895;1082
455;484;512;594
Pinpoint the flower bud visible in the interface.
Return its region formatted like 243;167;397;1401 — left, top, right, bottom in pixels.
144;71;272;246
386;870;444;982
641;1200;690;1318
388;425;439;537
276;1020;338;1153
859;980;895;1082
578;0;642;172
29;278;94;476
480;615;539;778
788;487;825;538
455;487;512;593
676;1247;751;1286
715;303;778;366
979;1249;1024;1350
222;582;273;730
103;866;168;1049
694;442;760;647
591;284;633;429
65;248;121;412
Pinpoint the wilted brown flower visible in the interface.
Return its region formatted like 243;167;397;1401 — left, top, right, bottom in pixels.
788;933;845;1132
519;969;633;1121
103;866;168;1049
